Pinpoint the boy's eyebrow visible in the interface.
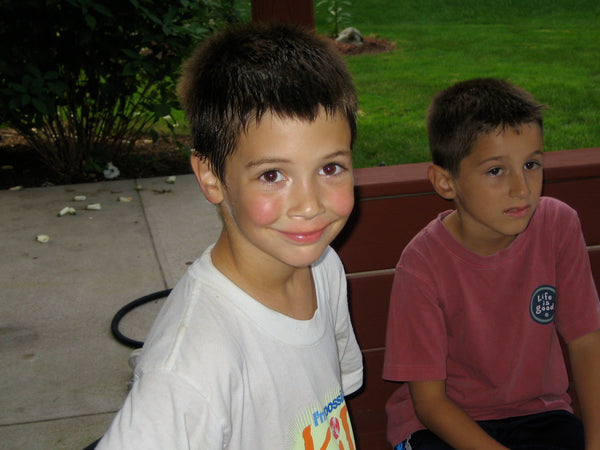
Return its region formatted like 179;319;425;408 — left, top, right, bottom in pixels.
245;158;289;169
245;149;352;169
322;149;353;160
477;149;544;165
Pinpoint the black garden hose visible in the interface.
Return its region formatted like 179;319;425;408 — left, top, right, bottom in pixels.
110;289;172;348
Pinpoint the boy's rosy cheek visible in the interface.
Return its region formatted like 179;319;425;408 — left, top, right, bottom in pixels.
330;189;355;219
246;197;282;226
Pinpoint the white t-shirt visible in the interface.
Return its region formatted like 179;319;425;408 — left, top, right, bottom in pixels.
98;245;363;449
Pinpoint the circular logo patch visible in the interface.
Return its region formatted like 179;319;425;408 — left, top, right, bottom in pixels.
530;285;556;324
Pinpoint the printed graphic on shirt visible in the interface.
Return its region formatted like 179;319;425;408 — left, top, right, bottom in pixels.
530;285;556;324
288;387;356;450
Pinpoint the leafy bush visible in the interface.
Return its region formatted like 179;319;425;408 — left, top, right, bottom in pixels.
0;0;238;182
317;0;352;37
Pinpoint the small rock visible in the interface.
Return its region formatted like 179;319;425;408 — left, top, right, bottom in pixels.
336;27;364;46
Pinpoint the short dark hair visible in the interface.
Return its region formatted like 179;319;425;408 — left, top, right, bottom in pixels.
178;22;358;182
427;78;545;175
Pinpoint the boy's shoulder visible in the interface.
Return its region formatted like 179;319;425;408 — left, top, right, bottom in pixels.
400;210;453;257
536;196;577;216
136;247;245;364
528;196;580;234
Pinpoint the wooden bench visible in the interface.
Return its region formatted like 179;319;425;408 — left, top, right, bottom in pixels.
333;147;600;449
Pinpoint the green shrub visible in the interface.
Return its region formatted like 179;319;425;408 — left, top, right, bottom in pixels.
0;0;237;182
317;0;352;37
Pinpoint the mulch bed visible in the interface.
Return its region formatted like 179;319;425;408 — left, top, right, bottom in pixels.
0;130;193;189
333;35;396;56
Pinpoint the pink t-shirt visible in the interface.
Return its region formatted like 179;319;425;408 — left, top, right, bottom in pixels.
383;197;600;445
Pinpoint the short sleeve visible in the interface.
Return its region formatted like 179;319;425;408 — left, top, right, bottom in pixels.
321;248;364;395
383;263;448;382
552;203;600;342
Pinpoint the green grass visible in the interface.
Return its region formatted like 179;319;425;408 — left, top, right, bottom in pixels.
314;0;600;167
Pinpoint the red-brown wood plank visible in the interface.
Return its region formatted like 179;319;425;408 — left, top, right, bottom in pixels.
542;147;600;180
352;148;600;199
347;350;398;449
347;272;394;350
251;0;314;28
334;194;448;273
589;248;600;293
543;178;600;246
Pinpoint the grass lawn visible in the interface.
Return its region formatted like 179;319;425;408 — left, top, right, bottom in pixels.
313;0;600;168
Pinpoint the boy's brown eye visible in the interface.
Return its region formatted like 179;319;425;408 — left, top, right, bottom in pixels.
260;170;283;183
321;163;341;176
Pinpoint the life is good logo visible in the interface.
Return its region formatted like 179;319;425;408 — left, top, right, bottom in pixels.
530;285;556;324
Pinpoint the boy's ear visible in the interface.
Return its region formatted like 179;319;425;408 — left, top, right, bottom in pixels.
190;154;224;205
428;164;456;200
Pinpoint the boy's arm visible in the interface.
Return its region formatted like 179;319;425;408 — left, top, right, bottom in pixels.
409;380;509;450
567;328;600;449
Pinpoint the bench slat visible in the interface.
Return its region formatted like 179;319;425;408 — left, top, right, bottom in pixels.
348;272;394;350
347;349;398;449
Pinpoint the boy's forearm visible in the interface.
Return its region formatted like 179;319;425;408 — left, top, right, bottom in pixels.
409;380;509;450
568;328;600;449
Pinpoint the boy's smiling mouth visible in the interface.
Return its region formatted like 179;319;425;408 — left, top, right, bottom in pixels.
279;226;328;244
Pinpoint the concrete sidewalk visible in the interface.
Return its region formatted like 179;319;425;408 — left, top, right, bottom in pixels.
0;174;221;449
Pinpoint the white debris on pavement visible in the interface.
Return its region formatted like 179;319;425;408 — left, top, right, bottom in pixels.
166;176;176;184
118;196;132;202
73;195;87;201
58;206;76;216
36;234;50;243
86;203;101;210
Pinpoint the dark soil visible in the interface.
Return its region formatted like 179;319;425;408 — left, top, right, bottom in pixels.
0;36;395;190
333;35;396;56
0;130;194;189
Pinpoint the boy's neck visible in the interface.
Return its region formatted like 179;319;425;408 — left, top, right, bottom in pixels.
442;210;517;256
210;232;318;320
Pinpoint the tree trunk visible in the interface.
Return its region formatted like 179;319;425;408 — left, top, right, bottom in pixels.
251;0;314;29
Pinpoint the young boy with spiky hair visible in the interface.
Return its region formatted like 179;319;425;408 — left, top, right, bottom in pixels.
384;78;600;449
97;23;363;449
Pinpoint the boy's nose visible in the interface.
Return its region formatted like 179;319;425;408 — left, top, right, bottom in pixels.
289;180;325;219
509;171;529;198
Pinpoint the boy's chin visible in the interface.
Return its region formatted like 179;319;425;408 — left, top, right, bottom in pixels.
277;246;331;269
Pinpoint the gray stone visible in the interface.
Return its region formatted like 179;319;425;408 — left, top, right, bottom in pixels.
336;27;364;46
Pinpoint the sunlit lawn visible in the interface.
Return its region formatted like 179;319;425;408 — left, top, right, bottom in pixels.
314;0;600;167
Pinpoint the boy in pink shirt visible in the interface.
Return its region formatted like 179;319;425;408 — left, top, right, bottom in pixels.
384;78;600;449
